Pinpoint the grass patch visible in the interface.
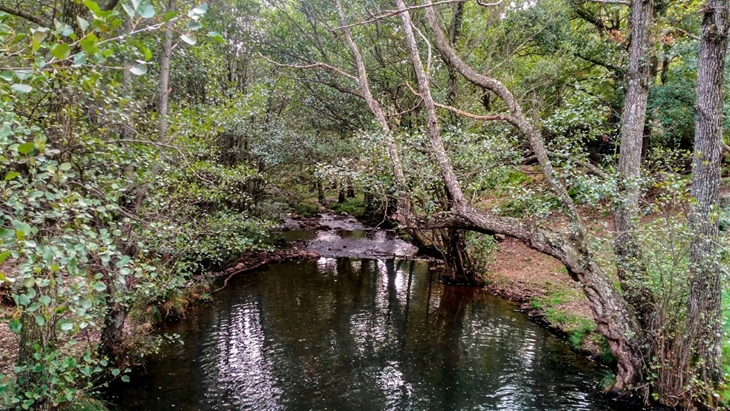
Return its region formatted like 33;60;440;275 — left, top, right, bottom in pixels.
531;290;598;350
294;201;320;218
330;197;365;218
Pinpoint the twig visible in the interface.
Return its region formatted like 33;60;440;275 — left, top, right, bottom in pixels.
334;0;486;32
585;0;630;5
0;5;52;27
212;260;270;293
405;81;513;122
522;152;610;179
259;53;358;82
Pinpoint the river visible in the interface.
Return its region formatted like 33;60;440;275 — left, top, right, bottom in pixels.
106;224;634;410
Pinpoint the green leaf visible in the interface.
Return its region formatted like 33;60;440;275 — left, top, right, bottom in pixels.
130;63;147;76
8;319;21;334
35;316;45;327
189;3;208;17
77;16;89;31
83;0;102;15
61;322;73;331
11;84;32;93
72;52;87;67
187;21;202;31
0;70;13;82
32;30;47;45
0;272;12;283
111;368;120;376
131;0;141;10
59;162;72;171
0;252;9;265
121;375;130;383
0;228;14;240
122;3;135;18
50;43;71;60
138;3;155;18
17;142;35;154
12;221;32;237
4;171;19;180
80;33;99;55
23;277;35;288
180;33;196;45
14;69;32;80
139;45;152;60
92;282;107;292
164;11;176;21
16;294;30;306
39;295;51;306
207;31;224;43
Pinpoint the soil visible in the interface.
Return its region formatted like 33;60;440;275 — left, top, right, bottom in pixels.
489;237;592;312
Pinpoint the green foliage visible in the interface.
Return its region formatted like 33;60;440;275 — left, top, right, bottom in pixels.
331;198;366;218
530;289;598;350
465;233;498;278
295;201;320;218
0;1;281;409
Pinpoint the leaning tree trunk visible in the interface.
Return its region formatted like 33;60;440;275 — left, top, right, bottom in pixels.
336;0;476;284
415;0;648;393
680;0;729;408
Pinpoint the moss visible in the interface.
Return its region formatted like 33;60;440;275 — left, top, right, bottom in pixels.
295;201;320;218
530;290;598;351
330;198;366;218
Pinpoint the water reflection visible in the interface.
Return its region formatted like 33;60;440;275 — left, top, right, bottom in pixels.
107;258;627;411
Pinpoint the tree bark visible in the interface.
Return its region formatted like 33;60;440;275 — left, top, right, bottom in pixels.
417;0;647;393
682;0;729;406
613;0;656;329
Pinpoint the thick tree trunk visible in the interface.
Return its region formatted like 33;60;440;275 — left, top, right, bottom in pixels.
317;181;326;205
99;296;129;365
612;0;656;329
338;183;346;204
681;0;729;407
17;311;56;411
438;228;482;286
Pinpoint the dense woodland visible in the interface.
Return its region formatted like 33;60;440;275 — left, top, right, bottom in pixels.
0;0;729;409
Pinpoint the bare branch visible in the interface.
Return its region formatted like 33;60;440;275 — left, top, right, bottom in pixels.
723;142;730;154
0;5;51;28
334;0;469;31
259;53;358;82
475;0;505;6
404;81;513;122
585;0;630;5
522;153;610;179
435;102;513;122
423;0;585;235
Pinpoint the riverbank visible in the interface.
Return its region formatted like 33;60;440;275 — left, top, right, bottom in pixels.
486;237;606;360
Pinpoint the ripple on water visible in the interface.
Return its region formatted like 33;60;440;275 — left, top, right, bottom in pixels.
106;258;628;411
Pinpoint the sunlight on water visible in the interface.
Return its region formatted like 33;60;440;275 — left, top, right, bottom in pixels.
107;257;631;411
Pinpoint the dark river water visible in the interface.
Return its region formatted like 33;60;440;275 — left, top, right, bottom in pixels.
106;251;630;410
